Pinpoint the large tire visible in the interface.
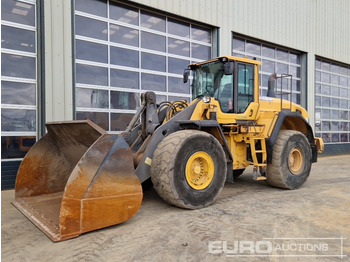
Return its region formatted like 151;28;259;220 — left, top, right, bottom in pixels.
266;130;312;189
151;130;227;209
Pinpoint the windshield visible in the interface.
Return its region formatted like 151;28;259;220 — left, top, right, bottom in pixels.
192;61;226;100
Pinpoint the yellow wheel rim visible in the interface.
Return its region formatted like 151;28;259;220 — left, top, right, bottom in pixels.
185;151;214;190
288;147;304;175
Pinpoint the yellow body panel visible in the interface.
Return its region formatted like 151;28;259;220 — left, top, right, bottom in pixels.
187;56;322;172
188;97;311;171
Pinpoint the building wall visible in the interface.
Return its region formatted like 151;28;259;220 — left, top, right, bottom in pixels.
44;0;74;122
1;0;350;189
129;0;350;149
41;0;350;128
129;0;350;64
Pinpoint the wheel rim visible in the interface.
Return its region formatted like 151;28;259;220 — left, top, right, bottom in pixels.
288;147;304;175
185;151;214;190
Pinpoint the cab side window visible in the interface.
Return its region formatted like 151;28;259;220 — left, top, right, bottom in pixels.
217;74;233;113
237;64;254;113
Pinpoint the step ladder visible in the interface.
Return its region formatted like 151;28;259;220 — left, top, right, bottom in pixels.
249;137;267;181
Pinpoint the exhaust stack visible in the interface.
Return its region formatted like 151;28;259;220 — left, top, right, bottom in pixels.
267;73;277;98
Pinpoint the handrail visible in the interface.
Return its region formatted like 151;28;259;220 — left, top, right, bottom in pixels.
275;73;293;111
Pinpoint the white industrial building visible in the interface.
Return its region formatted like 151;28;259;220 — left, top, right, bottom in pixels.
1;0;350;189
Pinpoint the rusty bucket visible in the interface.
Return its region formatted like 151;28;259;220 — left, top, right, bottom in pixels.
13;120;143;241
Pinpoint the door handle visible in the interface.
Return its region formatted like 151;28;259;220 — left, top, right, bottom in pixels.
249;109;254;117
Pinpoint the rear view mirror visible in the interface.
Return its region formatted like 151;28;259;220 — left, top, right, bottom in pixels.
224;61;234;75
183;69;190;83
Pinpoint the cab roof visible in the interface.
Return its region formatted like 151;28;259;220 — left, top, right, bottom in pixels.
190;56;262;68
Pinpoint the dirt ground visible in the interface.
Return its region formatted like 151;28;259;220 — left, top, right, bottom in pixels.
2;155;350;262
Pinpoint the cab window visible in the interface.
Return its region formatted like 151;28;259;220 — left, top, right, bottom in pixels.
216;74;234;113
237;63;254;113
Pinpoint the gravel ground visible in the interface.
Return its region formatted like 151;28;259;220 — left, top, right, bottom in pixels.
2;155;350;262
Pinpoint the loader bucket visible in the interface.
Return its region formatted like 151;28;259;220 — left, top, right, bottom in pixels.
13;120;143;242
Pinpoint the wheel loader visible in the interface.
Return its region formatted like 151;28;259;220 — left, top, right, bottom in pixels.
13;56;324;241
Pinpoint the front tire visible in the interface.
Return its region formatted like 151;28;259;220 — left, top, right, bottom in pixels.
266;130;312;189
151;130;227;209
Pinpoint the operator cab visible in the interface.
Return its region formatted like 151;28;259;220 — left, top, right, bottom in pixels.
184;57;258;114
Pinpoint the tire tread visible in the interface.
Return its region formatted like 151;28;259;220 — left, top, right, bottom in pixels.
266;130;311;189
151;130;226;209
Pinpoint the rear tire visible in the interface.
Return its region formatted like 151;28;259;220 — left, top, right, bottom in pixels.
151;130;227;209
266;130;312;189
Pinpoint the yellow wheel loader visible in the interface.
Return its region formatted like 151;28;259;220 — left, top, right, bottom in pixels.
13;56;324;241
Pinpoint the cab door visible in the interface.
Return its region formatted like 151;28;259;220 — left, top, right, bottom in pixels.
235;62;259;120
215;61;259;121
